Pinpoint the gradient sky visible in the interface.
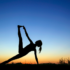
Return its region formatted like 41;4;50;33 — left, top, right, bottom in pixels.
0;0;70;64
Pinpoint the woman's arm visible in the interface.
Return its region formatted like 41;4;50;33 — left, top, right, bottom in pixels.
23;26;33;43
34;49;39;64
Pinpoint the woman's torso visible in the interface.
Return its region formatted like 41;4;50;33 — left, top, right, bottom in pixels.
21;43;36;55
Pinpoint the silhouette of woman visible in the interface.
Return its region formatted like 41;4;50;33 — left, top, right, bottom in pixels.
1;25;42;64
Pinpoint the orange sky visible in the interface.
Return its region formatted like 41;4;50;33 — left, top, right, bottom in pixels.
0;52;69;64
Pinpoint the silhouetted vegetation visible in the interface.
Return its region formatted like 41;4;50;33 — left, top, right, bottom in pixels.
0;62;70;70
0;62;70;66
59;58;66;64
59;58;70;65
67;58;70;65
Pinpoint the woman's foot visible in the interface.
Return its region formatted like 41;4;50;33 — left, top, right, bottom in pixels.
18;25;23;28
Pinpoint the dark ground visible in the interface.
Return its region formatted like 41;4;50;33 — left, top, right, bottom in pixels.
0;63;70;69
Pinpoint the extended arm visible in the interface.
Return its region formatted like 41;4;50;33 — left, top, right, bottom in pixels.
34;49;39;64
23;26;33;43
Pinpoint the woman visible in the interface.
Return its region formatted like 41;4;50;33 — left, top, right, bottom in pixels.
1;25;42;64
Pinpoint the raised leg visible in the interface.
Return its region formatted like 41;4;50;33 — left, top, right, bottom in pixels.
18;25;23;53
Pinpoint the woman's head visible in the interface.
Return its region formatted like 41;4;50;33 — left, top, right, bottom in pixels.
35;40;42;53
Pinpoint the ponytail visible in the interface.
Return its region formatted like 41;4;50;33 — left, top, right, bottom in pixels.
39;46;42;53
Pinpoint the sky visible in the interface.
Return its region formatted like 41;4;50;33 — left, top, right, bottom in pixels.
0;0;70;64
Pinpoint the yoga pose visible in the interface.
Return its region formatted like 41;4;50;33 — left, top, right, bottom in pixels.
1;25;42;64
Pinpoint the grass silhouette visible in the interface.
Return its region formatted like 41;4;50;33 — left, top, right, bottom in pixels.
0;62;70;66
0;62;70;69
